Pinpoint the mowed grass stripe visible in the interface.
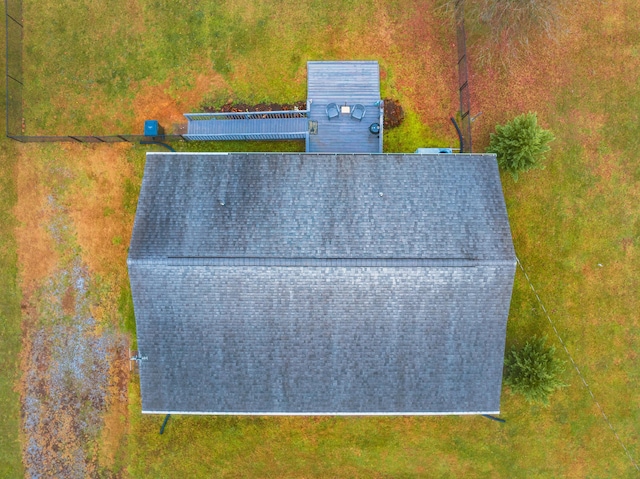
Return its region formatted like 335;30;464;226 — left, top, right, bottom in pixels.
516;257;640;472
0;142;24;477
1;1;24;470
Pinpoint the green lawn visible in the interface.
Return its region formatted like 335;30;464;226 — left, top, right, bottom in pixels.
4;0;639;477
21;0;455;147
0;109;24;479
0;2;24;474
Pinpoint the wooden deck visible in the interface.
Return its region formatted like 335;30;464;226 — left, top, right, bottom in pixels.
307;61;383;153
183;61;383;152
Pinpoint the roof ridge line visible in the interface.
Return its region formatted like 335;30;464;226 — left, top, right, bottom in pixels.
128;257;515;267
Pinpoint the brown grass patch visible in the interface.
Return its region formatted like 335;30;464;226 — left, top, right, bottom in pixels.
61;285;75;317
470;0;640;152
567;110;607;152
590;152;619;183
64;143;133;278
471;43;572;147
15;141;134;475
131;70;230;133
19;256;129;477
581;263;595;282
621;237;634;255
98;341;130;471
565;109;619;185
564;449;589;479
380;0;458;137
469;1;583;147
14;147;58;287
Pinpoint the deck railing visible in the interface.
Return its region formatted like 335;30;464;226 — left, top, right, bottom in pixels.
184;110;311;142
185;110;309;121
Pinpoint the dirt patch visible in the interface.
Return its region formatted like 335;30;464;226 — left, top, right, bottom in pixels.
14;147;58;287
132;71;230;134
97;342;130;471
64;143;133;278
16;145;131;478
20;258;127;479
383;99;405;129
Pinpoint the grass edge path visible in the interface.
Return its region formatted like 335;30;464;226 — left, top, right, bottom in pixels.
0;139;25;478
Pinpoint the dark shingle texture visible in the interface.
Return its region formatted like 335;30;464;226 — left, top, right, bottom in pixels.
128;153;515;414
129;153;514;262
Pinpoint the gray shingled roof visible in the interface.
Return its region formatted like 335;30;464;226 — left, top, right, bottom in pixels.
128;152;516;414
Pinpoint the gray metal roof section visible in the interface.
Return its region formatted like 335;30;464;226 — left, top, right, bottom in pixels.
307;61;383;153
128;152;516;414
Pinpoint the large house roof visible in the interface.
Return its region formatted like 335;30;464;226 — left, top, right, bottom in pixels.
128;152;516;415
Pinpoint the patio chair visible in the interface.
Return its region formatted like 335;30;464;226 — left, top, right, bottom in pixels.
326;103;339;120
351;104;366;121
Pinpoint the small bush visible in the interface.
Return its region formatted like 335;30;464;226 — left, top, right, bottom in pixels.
504;336;566;405
488;112;555;180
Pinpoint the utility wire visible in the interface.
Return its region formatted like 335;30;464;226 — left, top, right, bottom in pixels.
515;256;639;473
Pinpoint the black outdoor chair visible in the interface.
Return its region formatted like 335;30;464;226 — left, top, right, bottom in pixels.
351;104;366;121
326;103;339;120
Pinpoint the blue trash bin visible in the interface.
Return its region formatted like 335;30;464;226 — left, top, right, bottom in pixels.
144;120;160;137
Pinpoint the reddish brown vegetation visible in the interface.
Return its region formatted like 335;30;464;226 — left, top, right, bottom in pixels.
15;147;58;287
383;99;405;129
380;2;458;138
131;72;230;134
203;101;307;113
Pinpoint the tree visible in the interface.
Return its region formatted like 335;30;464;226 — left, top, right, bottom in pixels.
488;112;555;180
504;336;567;405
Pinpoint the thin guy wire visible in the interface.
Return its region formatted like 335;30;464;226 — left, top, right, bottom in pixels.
515;256;640;473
